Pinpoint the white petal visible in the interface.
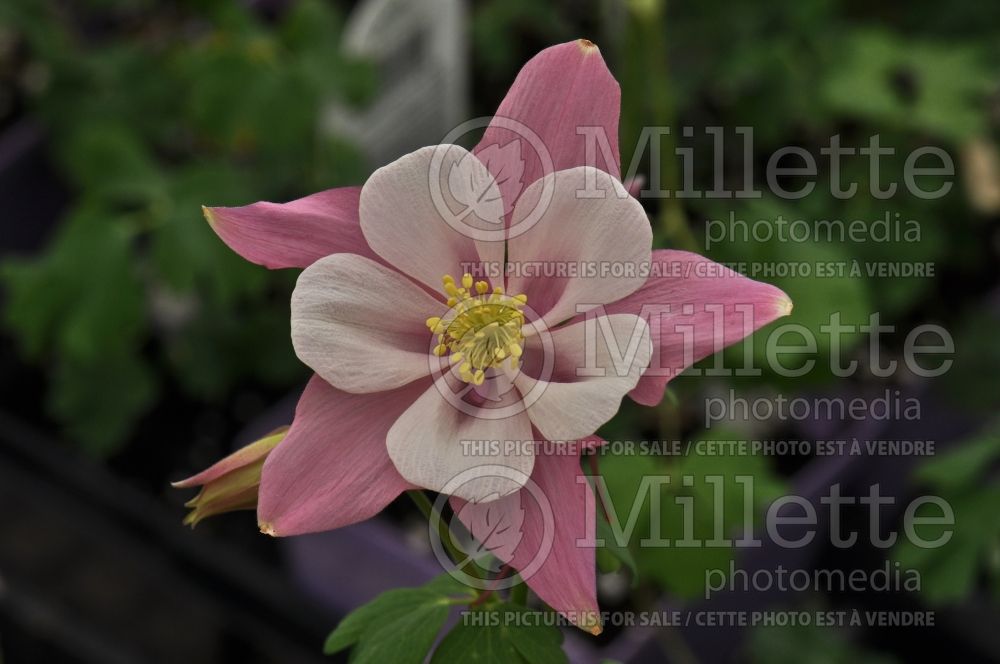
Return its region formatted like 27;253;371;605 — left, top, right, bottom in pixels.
506;167;652;328
386;377;535;502
291;253;440;393
514;314;651;440
360;145;506;292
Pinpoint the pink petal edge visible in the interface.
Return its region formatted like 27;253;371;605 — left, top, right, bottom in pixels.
452;435;601;634
204;186;380;270
602;249;793;406
475;39;621;216
257;374;427;536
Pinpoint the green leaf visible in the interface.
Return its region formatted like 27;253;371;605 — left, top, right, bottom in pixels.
152;163;264;304
59;122;165;204
942;312;1000;414
823;29;992;141
323;574;475;662
748;621;899;664
431;605;567;664
2;0;372;456
507;608;567;664
598;432;785;599
893;424;1000;604
2;206;147;363
915;429;1000;490
596;517;638;581
1;206;154;454
49;352;158;456
598;453;663;533
595;545;622;574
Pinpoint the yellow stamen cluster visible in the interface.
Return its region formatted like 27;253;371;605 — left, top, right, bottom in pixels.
426;273;527;385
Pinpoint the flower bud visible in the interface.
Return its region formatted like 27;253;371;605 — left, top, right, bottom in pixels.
172;427;287;527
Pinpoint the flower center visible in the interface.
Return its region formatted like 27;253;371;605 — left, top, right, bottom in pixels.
426;273;526;386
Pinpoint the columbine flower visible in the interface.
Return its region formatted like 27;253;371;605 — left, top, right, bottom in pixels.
172;427;287;527
189;39;791;633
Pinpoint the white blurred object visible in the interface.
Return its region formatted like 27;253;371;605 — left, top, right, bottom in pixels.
962;138;1000;215
323;0;468;169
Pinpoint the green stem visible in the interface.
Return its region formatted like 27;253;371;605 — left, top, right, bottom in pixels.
628;0;699;453
630;0;700;254
406;490;466;567
407;488;434;519
509;578;528;606
471;589;495;608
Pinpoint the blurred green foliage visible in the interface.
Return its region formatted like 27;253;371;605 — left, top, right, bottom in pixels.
578;0;998;618
894;423;1000;604
649;3;993;330
1;0;374;454
598;428;786;599
748;620;898;664
2;0;992;450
